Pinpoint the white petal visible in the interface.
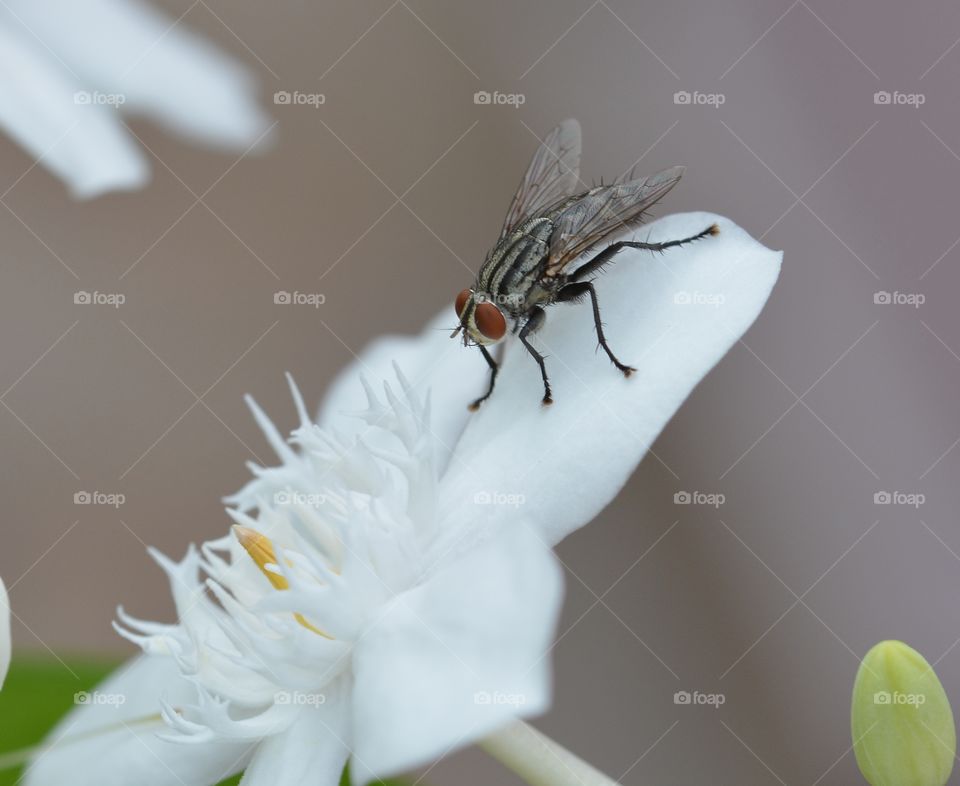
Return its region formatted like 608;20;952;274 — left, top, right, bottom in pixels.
0;24;148;198
239;679;351;786
438;212;781;546
318;309;488;473
350;521;564;780
7;0;273;150
0;576;9;688
24;655;252;786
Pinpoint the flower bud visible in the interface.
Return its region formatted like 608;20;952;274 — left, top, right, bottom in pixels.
852;640;955;786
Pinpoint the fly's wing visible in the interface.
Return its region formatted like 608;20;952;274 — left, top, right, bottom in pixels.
499;119;582;240
544;165;684;276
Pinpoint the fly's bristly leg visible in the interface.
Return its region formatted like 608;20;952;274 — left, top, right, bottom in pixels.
468;344;500;411
569;223;719;282
557;281;635;377
518;307;553;406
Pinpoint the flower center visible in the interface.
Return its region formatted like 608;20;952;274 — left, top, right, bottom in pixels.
232;524;332;638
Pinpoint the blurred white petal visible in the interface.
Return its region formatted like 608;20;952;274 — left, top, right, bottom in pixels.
0;576;9;689
0;0;270;197
0;24;148;198
8;0;273;149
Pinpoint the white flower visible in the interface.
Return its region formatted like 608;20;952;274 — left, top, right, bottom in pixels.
0;576;9;689
0;0;272;198
25;212;780;786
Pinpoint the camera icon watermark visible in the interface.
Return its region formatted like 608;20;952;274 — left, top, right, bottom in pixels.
74;691;126;708
674;290;725;308
674;690;725;708
674;490;725;508
873;290;925;308
473;90;525;108
74;290;125;308
473;490;526;507
274;490;327;506
673;90;725;108
274;691;326;707
873;90;925;108
873;490;925;508
74;90;126;107
274;291;326;308
873;690;926;707
74;490;126;508
474;691;527;707
273;90;325;108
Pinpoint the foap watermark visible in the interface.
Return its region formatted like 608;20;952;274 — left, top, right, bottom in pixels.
274;291;326;308
74;290;125;308
74;490;125;508
874;90;925;108
474;691;527;708
274;490;327;506
674;90;725;108
674;690;725;708
473;90;525;108
674;490;725;508
74;90;126;107
874;490;925;508
75;691;126;708
873;290;925;308
274;691;327;707
874;690;926;708
474;490;526;507
674;290;725;308
274;90;325;108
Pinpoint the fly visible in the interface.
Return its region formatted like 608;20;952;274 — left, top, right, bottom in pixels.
451;118;718;409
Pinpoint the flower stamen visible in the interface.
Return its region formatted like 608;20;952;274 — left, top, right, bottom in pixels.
232;525;331;638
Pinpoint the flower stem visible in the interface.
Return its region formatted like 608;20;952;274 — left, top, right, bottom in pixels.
480;720;621;786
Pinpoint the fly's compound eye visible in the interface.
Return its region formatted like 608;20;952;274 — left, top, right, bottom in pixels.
474;302;506;341
455;289;471;318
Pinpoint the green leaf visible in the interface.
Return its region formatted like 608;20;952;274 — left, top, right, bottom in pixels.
0;658;412;786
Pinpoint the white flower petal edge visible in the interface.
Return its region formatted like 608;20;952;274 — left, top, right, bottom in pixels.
438;212;781;547
0;24;148;198
0;576;10;688
24;656;252;786
7;0;274;150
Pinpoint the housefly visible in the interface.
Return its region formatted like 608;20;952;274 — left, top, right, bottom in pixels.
451;118;718;409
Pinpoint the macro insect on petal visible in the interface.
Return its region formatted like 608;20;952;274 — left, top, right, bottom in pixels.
453;118;718;409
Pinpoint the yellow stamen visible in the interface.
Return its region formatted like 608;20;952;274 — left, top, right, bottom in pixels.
232;525;331;638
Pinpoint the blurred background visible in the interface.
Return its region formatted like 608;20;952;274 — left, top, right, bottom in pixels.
3;0;960;783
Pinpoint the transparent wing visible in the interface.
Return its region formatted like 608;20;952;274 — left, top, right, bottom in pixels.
499;119;582;239
544;165;684;276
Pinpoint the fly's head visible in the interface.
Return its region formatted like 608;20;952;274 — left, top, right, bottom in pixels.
451;289;507;347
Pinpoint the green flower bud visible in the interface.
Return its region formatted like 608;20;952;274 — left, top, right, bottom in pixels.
852;640;955;786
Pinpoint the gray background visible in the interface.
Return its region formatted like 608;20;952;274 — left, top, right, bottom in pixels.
3;0;960;783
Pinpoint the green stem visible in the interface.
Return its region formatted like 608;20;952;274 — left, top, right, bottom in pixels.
480;720;620;786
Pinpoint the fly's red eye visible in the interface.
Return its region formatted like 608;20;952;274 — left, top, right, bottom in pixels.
474;302;506;341
455;289;471;317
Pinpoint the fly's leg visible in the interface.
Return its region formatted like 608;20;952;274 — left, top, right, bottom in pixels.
556;281;635;377
468;344;499;411
519;307;553;406
569;223;718;282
